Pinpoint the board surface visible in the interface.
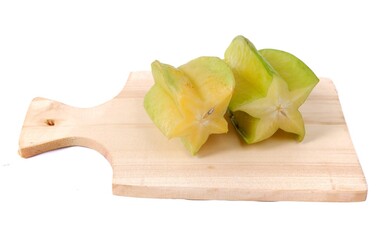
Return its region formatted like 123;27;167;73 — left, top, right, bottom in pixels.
19;72;367;202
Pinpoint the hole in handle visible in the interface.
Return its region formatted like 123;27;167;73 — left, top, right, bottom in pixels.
46;119;55;126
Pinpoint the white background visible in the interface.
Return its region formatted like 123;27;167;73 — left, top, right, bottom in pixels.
1;0;389;239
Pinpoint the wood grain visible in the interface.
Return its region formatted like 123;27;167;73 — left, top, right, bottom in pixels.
18;72;367;201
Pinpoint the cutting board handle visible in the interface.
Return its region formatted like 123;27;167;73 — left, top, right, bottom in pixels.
18;97;109;161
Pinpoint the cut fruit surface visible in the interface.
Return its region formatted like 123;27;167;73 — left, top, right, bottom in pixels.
225;35;319;144
144;57;235;155
233;75;306;142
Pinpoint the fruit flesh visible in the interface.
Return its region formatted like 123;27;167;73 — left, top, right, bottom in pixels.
144;57;235;155
225;35;319;144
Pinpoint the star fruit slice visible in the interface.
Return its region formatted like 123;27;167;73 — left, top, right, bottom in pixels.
224;35;319;144
144;57;235;155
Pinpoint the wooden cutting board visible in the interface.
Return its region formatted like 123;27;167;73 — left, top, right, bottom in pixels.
19;72;367;202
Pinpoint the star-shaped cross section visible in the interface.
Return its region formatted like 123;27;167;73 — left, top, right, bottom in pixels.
234;76;310;142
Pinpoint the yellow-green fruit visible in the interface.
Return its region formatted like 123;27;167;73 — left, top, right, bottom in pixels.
225;35;319;144
144;57;235;155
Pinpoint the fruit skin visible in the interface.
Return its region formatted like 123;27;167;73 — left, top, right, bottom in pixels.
259;48;319;105
225;35;319;144
144;57;235;155
224;36;274;111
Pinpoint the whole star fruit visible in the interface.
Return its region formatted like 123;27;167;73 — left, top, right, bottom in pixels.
224;35;319;144
144;57;235;155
